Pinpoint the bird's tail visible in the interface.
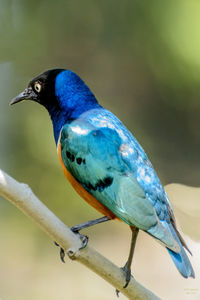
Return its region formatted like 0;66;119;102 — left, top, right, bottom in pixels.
164;222;195;278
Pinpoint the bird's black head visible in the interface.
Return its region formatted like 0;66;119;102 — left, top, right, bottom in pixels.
10;69;64;109
10;68;99;142
10;68;98;113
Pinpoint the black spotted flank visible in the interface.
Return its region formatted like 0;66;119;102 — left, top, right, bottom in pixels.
66;151;75;162
84;176;113;193
76;157;82;165
66;151;85;165
66;151;71;158
65;150;113;192
103;177;113;186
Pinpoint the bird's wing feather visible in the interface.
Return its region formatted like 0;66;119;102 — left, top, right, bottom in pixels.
59;118;179;252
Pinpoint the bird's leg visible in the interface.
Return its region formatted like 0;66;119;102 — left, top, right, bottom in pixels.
55;216;111;263
123;227;139;288
70;216;111;251
116;227;139;296
71;216;111;232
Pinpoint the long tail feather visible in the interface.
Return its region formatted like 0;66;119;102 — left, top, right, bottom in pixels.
165;222;195;278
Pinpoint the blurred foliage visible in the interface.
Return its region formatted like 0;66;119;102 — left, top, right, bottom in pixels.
0;1;200;299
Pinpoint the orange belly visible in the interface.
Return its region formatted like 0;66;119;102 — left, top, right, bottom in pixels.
57;139;116;219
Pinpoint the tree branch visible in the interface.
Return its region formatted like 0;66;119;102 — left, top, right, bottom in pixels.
0;168;160;300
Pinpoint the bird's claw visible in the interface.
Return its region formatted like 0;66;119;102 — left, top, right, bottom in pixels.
54;241;66;263
54;229;88;263
54;233;88;263
122;263;132;288
78;233;89;249
115;263;132;296
70;227;89;250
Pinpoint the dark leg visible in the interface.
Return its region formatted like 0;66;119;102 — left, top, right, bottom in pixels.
71;216;111;233
116;227;139;296
55;216;111;263
123;227;139;288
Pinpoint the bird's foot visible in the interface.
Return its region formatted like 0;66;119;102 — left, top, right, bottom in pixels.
122;262;132;288
70;226;89;250
54;229;88;263
115;262;132;296
54;227;88;263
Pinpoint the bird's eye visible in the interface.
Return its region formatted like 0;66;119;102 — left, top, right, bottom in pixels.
34;82;42;93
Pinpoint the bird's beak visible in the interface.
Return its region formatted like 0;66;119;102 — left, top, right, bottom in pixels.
10;87;38;105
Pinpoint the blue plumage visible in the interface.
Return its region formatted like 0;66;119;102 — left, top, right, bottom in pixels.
51;70;99;143
167;224;195;278
11;69;195;280
55;71;194;278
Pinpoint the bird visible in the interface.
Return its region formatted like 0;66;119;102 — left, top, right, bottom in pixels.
10;69;195;288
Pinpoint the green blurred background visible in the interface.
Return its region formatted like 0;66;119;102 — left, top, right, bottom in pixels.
0;1;200;299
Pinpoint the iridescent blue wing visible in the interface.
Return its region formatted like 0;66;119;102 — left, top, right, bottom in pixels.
59;114;179;253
